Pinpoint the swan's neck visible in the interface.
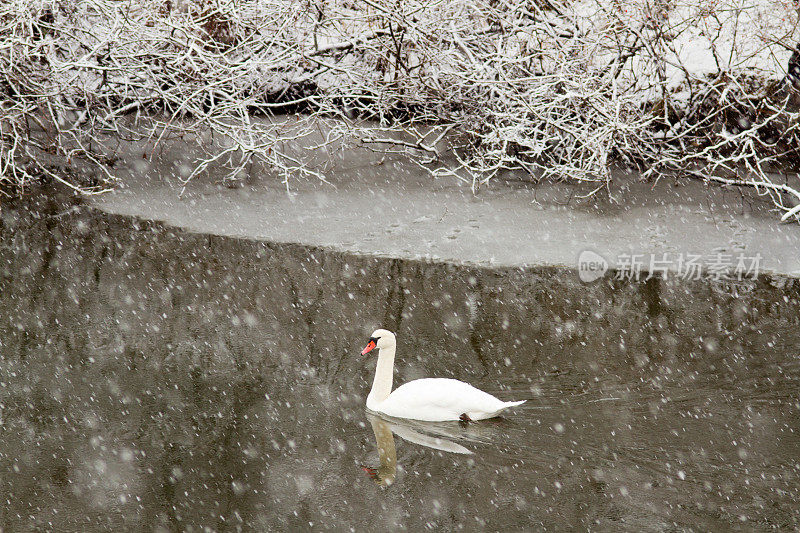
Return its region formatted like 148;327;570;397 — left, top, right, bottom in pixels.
367;345;395;409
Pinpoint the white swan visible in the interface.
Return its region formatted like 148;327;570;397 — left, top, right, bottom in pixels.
360;329;526;421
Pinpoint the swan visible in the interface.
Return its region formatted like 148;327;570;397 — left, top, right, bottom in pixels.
360;329;526;422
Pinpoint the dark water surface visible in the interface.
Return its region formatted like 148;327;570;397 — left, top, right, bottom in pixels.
1;196;799;531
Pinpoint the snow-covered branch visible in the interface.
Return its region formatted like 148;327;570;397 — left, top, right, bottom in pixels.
1;0;798;221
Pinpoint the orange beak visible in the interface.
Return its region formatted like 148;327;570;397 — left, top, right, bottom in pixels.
361;340;377;355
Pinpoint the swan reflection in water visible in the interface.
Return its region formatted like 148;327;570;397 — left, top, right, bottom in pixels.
362;413;476;487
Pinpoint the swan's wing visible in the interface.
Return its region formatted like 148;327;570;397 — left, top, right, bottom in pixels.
379;378;506;420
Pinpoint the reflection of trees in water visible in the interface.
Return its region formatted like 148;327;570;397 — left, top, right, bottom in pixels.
1;204;799;530
382;259;406;334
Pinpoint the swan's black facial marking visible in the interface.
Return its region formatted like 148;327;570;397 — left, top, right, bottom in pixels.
369;336;380;344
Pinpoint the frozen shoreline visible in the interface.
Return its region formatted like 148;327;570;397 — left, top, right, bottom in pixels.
89;138;800;279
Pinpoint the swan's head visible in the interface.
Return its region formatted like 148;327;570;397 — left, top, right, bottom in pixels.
360;329;396;355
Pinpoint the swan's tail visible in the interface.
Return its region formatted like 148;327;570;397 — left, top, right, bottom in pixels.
484;399;526;419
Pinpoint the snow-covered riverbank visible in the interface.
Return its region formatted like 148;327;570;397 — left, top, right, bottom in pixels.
4;0;800;221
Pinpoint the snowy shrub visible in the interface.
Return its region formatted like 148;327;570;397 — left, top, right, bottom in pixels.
1;0;799;219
